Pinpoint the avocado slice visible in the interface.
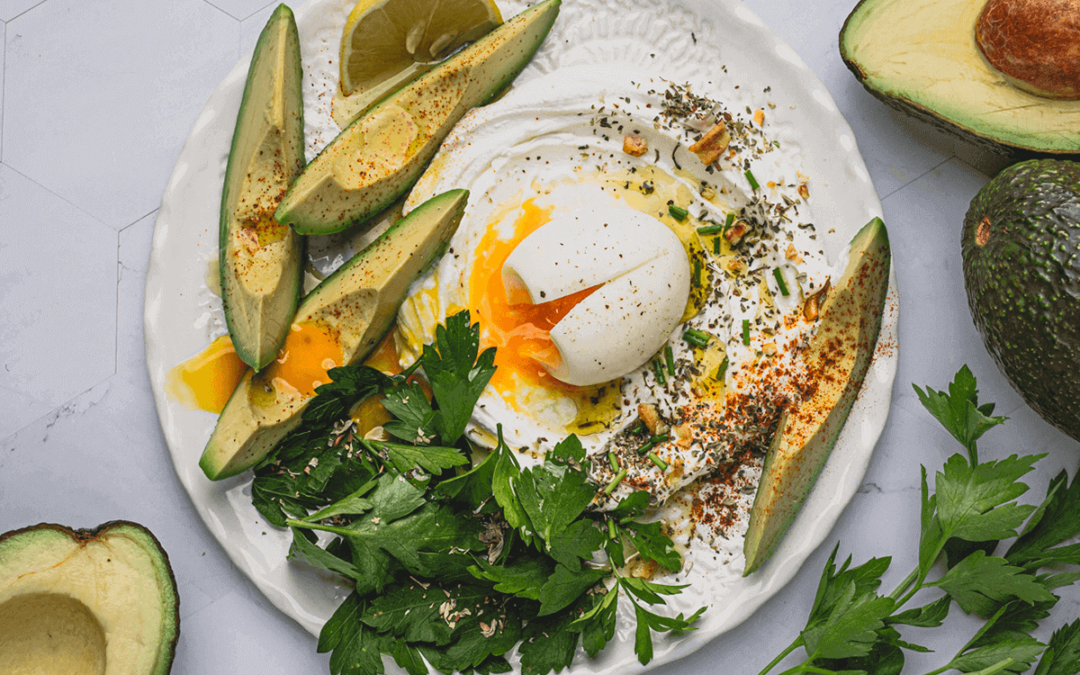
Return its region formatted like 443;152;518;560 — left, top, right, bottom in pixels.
962;159;1080;442
743;217;891;575
840;0;1080;157
200;189;469;480
274;0;560;235
0;521;179;675
220;5;307;371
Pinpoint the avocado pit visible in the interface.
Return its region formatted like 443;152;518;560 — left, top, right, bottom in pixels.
976;0;1080;99
0;593;108;675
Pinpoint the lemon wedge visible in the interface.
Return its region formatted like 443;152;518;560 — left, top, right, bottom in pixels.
335;0;502;126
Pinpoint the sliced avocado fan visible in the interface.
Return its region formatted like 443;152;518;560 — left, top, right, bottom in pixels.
274;0;560;235
743;217;891;575
200;189;469;481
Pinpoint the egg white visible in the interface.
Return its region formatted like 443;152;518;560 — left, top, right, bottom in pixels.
397;66;832;504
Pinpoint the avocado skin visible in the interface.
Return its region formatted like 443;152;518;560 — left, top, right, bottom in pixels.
0;521;180;675
839;0;1080;160
962;159;1080;442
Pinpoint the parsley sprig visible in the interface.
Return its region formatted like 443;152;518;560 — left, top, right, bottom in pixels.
249;311;704;675
758;366;1080;675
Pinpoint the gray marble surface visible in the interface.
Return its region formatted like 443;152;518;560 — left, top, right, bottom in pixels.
3;0;1079;673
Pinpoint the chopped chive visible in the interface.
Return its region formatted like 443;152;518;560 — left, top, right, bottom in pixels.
665;345;675;376
683;328;711;348
647;452;669;472
668;205;688;220
607;518;618;539
773;268;790;296
723;212;736;233
637;441;655;455
693;258;702;286
608;451;620;472
713;236;721;254
742;319;751;345
651;434;670;444
715;356;730;381
604;468;628;495
653;359;667;385
745;169;760;190
697;222;724;235
629;421;646;435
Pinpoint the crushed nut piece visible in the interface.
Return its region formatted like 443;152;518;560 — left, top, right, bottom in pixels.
724;220;748;246
623;134;648;157
785;243;804;264
798;183;810;200
753;109;765;126
637;403;661;434
688;120;731;165
725;257;747;273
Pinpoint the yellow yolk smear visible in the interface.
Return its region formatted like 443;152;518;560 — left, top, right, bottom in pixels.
166;335;247;414
258;321;344;400
468;198;621;433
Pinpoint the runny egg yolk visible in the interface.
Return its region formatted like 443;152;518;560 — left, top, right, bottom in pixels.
167;322;345;413
166;335;247;414
468;199;600;395
259;321;344;399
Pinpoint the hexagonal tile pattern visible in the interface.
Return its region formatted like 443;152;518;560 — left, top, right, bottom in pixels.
206;0;278;21
0;165;117;441
118;211;157;387
4;0;239;231
0;0;42;22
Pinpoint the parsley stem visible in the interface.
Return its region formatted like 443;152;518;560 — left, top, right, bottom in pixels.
604;468;627;495
754;639;804;675
607;518;618;539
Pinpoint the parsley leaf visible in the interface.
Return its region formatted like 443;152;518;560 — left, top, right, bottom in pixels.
1035;618;1080;675
913;365;1007;464
929;550;1055;617
421;311;497;445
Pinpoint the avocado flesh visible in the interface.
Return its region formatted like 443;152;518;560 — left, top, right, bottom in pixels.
0;521;179;675
275;0;560;235
841;0;1080;156
200;189;469;480
743;218;891;575
962;159;1080;442
220;4;307;371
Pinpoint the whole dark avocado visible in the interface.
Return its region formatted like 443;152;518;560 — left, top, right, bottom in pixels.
962;159;1080;442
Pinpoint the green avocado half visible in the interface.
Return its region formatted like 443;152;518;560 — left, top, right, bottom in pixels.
962;159;1080;442
200;188;469;481
744;217;891;575
840;0;1080;158
0;521;180;675
220;4;307;371
274;0;560;235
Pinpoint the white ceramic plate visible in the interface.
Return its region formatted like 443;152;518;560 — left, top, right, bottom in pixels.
145;0;899;671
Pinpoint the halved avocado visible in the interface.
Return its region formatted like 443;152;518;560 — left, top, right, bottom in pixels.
0;521;179;675
200;188;469;480
743;218;891;575
274;0;560;235
220;4;307;371
840;0;1080;157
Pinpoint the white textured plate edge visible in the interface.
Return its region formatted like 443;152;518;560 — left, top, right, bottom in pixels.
144;0;900;670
